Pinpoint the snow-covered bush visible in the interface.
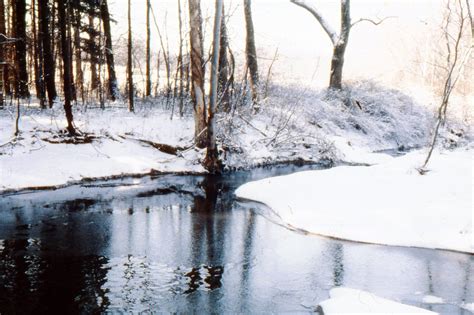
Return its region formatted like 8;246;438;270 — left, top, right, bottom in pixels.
214;80;438;169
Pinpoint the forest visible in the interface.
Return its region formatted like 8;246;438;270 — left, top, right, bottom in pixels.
0;0;473;313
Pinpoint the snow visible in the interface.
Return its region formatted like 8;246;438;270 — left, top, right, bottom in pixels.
0;106;206;191
236;148;473;253
0;81;468;194
421;295;444;304
461;303;474;312
318;288;437;314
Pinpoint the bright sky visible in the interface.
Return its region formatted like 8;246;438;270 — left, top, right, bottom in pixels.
109;0;445;87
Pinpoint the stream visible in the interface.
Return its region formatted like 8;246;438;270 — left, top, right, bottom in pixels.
0;164;473;314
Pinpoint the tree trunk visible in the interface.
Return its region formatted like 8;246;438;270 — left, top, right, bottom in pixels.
244;0;259;105
100;0;118;101
71;0;84;102
204;0;224;173
38;0;57;107
127;0;134;112
73;0;84;103
0;0;6;105
218;3;230;112
67;2;76;101
329;0;350;90
58;0;75;134
188;0;207;148
32;0;46;108
177;0;184;116
145;0;151;97
88;9;98;92
13;0;29;98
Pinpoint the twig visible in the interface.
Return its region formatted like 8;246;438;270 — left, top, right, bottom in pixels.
351;16;396;28
237;113;268;137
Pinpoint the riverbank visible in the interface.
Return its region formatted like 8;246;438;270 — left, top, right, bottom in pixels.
236;147;473;253
1;82;443;193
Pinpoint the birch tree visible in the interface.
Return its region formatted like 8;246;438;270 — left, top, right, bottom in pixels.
188;0;207;148
204;0;224;173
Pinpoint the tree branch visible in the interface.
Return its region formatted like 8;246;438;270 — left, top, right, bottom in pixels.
350;16;396;28
290;0;338;44
0;33;19;44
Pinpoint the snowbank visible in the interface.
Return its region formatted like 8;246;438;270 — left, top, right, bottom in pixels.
0;81;465;192
0;107;205;192
318;288;436;314
236;148;473;253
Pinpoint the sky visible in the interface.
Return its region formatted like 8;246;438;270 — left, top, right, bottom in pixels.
108;0;445;88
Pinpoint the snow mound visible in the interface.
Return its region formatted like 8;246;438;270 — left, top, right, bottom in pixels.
236;148;473;253
318;288;436;314
217;80;433;169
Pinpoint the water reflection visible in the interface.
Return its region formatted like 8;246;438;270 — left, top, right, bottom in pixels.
1;165;473;313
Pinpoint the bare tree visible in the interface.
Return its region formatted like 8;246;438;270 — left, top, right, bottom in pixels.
244;0;259;104
291;0;392;90
0;0;6;107
127;0;134;112
145;0;151;97
100;0;119;101
177;0;185;116
218;3;231;112
38;0;57;107
73;0;84;103
13;0;29;98
58;0;76;135
204;0;224;173
420;0;472;171
188;0;207;148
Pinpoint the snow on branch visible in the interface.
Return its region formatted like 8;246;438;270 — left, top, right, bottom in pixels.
290;0;338;44
351;16;396;28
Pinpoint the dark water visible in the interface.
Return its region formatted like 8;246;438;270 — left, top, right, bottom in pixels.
0;164;473;314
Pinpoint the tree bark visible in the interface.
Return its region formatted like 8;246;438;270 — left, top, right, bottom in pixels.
38;0;57;107
290;0;351;90
100;0;118;101
88;11;99;92
73;0;84;103
218;3;230;112
127;0;134;112
188;0;207;148
58;0;75;134
67;2;76;101
244;0;259;104
32;0;46;108
145;0;151;97
329;0;350;90
13;0;29;98
177;0;185;116
0;0;6;105
205;0;224;173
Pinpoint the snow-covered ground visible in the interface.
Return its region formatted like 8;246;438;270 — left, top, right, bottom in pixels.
318;288;437;314
0;105;205;191
236;148;473;253
0;81;470;193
